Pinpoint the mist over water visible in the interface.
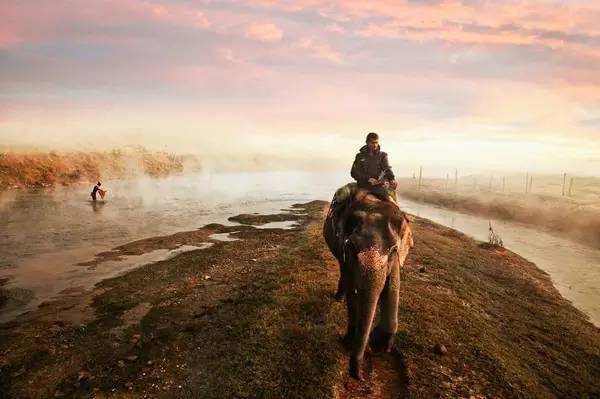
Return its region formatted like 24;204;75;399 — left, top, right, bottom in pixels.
0;171;348;320
0;171;346;270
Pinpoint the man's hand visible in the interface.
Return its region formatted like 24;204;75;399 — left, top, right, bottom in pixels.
368;178;380;186
390;180;398;190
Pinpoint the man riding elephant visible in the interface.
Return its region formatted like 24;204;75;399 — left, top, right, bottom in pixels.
324;132;412;379
327;132;400;298
323;187;414;380
351;132;398;203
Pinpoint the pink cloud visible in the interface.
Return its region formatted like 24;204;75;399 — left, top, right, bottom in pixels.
297;37;344;64
245;0;600;52
220;47;242;63
0;0;211;49
244;22;283;42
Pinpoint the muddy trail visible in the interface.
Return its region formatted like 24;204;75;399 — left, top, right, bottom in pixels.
1;201;599;398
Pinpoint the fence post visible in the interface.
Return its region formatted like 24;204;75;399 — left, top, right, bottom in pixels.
562;172;567;196
418;167;422;190
454;168;458;191
529;176;533;193
568;177;574;196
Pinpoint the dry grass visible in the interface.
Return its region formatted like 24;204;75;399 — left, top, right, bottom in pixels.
0;147;187;190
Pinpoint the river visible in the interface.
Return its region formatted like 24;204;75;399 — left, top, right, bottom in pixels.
1;172;598;326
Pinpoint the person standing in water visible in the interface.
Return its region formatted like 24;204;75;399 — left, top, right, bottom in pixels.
91;181;102;201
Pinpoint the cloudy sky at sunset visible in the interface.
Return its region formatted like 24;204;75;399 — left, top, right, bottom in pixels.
1;0;599;175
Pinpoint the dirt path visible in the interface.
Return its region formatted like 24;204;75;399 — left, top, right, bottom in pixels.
1;201;599;398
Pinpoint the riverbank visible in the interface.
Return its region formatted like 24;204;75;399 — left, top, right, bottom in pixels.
398;187;600;249
1;202;599;398
0;148;194;190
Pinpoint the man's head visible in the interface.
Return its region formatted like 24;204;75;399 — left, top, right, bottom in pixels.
97;182;101;186
366;132;379;152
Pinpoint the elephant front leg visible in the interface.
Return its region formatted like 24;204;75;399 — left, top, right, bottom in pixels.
342;286;357;348
334;259;346;300
372;261;400;352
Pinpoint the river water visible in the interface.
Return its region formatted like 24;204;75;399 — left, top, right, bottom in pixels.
1;172;598;326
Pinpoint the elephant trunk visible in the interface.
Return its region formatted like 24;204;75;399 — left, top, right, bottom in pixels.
350;247;388;379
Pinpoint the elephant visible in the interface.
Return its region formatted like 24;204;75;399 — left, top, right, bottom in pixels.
323;187;414;380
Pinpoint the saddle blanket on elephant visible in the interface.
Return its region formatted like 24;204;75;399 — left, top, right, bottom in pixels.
330;182;398;210
327;182;398;229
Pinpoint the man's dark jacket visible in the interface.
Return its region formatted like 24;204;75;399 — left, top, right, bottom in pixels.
350;145;395;185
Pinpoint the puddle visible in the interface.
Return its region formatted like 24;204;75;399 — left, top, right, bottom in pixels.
256;220;298;230
209;232;240;242
166;243;214;258
0;243;213;323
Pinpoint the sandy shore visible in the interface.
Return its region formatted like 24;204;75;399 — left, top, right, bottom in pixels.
1;201;599;398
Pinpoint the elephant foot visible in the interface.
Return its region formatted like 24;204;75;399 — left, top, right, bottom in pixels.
384;336;396;353
349;356;363;380
369;329;394;353
341;332;353;349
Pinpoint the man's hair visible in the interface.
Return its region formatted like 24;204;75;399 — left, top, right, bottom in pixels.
366;132;379;142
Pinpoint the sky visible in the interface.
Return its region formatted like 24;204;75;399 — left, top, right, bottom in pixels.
1;0;599;175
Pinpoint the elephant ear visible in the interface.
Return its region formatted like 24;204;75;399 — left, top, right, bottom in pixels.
389;212;408;244
397;214;414;266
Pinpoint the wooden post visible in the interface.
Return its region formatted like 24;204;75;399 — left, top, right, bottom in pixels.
568;177;574;196
562;172;567;196
525;172;529;193
454;168;458;191
418;167;422;190
529;176;533;193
